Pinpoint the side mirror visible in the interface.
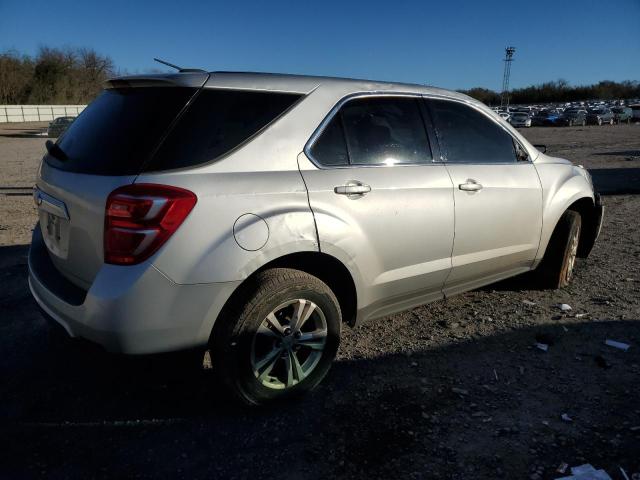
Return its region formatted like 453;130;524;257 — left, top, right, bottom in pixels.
534;144;547;154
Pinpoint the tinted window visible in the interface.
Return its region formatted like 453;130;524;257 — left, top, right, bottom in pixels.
429;99;517;164
50;87;195;175
341;97;432;166
309;115;349;166
148;90;301;171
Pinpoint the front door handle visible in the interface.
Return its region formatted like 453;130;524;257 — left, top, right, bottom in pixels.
334;182;371;196
459;180;483;192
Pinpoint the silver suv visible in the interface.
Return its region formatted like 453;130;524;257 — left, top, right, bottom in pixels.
29;71;603;404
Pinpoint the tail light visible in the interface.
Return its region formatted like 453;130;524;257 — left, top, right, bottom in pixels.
104;184;197;265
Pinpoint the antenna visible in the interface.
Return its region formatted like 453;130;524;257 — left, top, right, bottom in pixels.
500;47;516;109
153;58;207;73
153;57;182;71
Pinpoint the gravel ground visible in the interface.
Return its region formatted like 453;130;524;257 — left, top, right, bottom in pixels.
1;122;639;479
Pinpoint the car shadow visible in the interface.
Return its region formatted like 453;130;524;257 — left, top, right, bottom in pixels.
588;168;640;195
1;244;639;478
0;132;48;138
593;150;640;157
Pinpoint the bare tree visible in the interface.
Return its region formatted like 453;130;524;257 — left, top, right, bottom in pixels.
0;46;114;104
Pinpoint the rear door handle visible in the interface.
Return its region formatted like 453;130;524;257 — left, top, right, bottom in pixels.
459;180;483;192
334;182;371;196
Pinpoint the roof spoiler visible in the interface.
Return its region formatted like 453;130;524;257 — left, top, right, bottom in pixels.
104;71;210;90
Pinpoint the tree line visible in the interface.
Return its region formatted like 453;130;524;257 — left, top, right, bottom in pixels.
0;47;114;105
1;47;638;107
460;79;640;106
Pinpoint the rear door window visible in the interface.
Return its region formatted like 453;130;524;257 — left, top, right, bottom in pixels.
50;87;195;175
147;90;301;171
428;99;518;164
341;97;432;166
309;96;432;167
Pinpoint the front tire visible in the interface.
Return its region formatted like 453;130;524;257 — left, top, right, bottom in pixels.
534;210;581;289
212;268;341;405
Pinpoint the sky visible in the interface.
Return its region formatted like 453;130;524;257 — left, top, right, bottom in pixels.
1;0;638;91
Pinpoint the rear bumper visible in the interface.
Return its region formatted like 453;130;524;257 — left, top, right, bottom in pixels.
28;225;241;354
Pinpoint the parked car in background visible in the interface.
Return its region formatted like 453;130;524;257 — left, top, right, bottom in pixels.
47;117;75;137
557;108;587;127
586;107;614;125
611;107;632;124
29;71;604;405
630;104;640;121
532;110;561;126
498;112;511;121
508;112;532;127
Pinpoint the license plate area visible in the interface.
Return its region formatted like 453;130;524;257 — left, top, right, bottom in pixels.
35;187;71;259
39;211;70;259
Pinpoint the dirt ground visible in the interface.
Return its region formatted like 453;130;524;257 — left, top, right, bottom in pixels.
1;122;639;479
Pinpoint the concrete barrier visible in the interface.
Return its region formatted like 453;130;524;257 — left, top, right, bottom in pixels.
0;105;87;123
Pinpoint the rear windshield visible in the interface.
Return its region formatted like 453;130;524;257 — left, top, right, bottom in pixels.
47;87;301;175
49;87;195;175
146;89;301;172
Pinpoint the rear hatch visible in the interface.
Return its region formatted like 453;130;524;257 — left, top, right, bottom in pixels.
35;72;304;290
35;73;208;289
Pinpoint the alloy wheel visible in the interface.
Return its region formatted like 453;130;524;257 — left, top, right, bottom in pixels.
565;228;579;283
250;299;328;390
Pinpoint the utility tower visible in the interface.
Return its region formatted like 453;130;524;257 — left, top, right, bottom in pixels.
500;46;516;109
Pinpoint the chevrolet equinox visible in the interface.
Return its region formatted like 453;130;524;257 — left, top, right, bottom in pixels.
29;71;604;404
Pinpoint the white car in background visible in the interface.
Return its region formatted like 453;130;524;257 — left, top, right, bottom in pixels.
509;112;532;127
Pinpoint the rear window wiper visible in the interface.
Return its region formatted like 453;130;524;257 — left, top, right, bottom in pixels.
45;140;68;162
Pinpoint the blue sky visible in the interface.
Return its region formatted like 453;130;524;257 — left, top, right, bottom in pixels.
1;0;638;91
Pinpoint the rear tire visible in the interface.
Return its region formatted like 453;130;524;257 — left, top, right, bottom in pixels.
533;210;581;289
212;268;341;405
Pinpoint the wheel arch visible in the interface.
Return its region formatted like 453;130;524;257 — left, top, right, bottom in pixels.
537;194;599;264
212;251;359;343
567;196;602;258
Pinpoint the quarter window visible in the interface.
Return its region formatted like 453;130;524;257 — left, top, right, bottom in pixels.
428;99;518;164
309;115;349;166
310;96;432;167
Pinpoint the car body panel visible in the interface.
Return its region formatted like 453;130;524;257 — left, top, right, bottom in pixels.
35;164;135;289
443;163;543;295
531;157;595;265
29;224;240;353
136;169;319;284
298;151;455;323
